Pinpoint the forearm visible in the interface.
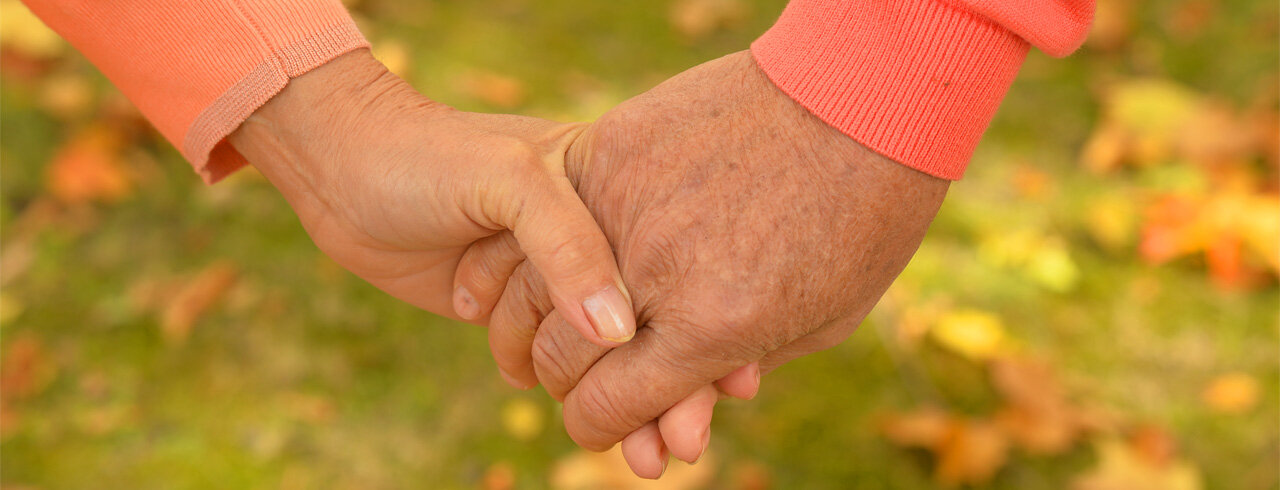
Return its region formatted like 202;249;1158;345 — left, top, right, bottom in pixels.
20;0;368;183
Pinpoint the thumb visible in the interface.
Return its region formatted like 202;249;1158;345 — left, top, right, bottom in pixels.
505;176;635;346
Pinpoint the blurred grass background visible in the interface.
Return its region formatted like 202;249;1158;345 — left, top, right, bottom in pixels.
1;0;1277;488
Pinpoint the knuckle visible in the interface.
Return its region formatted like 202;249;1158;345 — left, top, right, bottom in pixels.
531;330;576;399
566;380;634;450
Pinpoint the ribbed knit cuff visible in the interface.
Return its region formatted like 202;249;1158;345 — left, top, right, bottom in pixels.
751;0;1030;180
188;22;369;184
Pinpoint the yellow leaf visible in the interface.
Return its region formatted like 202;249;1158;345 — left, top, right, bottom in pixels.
932;310;1007;361
0;0;64;58
1073;438;1202;490
1085;194;1138;251
501;397;543;441
1201;372;1260;414
1025;241;1080;293
0;291;23;325
372;39;411;80
550;445;714;490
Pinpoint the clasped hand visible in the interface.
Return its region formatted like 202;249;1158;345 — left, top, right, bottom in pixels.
230;48;948;479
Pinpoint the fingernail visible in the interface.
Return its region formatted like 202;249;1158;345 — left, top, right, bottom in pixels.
691;427;711;464
582;286;635;342
498;367;528;390
454;286;480;320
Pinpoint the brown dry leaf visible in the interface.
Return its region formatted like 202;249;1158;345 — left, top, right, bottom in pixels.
668;0;747;41
879;406;952;448
880;409;1011;487
935;419;1009;487
990;357;1089;454
0;334;58;401
46;125;133;204
727;460;772;490
160;262;238;344
1201;372;1260;414
1072;437;1202;490
1087;0;1134;50
484;462;517;490
456;70;527;109
550;445;714;490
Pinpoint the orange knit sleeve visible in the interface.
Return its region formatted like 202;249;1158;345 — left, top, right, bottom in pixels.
751;0;1094;180
20;0;369;183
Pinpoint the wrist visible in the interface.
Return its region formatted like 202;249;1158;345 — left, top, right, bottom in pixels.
227;48;399;185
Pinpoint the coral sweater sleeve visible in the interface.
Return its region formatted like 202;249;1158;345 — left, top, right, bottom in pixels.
752;0;1095;180
20;0;369;183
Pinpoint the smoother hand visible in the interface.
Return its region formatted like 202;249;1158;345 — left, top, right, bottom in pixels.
228;49;636;347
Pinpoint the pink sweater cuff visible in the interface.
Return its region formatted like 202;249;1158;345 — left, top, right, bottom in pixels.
751;0;1031;180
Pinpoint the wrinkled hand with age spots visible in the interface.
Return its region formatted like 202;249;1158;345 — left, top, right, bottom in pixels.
457;50;950;477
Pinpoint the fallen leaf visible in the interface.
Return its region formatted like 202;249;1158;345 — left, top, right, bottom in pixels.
727;460;772;490
0;334;58;401
668;0;747;41
160;262;238;344
38;73;94;119
1072;438;1202;490
484;462;516;490
0;292;23;325
501;397;543;441
45;125;133;204
1201;372;1260;414
0;0;65;59
550;445;714;490
880;409;1011;487
456;70;527;109
1087;0;1134;50
991;357;1088;454
931;309;1007;361
935;419;1009;487
372;38;411;80
879;406;952;448
1085;194;1139;252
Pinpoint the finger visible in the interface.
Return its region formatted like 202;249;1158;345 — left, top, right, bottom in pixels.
561;321;755;451
531;308;609;401
488;260;553;389
658;385;717;464
510;178;636;346
621;421;668;479
714;362;760;400
453;231;524;322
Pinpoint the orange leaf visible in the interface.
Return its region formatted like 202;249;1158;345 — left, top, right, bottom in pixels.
160;262;238;345
935;419;1009;487
0;334;58;401
45;125;133;204
1201;372;1260;414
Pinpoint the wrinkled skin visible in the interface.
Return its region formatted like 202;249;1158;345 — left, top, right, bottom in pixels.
478;50;950;453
